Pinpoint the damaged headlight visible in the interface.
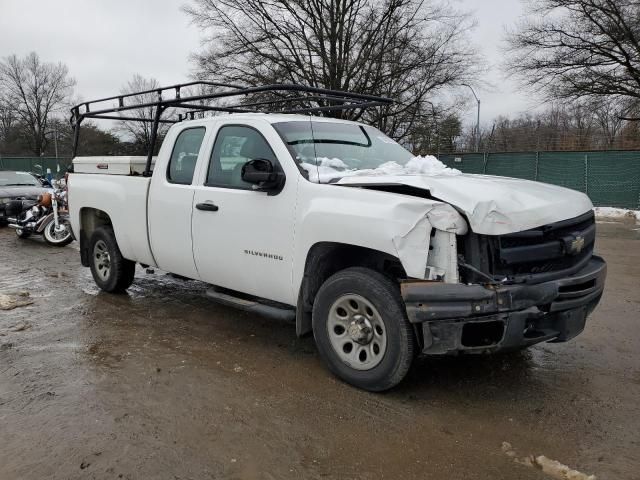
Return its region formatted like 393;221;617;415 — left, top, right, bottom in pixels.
426;204;468;235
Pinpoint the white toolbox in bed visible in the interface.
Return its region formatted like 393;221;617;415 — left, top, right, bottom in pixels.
73;156;156;175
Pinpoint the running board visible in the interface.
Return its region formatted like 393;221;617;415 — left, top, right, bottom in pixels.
205;288;296;322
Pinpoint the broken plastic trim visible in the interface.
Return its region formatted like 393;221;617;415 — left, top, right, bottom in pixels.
391;203;467;280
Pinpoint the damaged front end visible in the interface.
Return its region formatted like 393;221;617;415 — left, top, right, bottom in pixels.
401;211;607;355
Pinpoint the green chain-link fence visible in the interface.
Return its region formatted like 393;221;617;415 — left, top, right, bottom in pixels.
3;153;639;209
438;151;640;209
0;156;73;180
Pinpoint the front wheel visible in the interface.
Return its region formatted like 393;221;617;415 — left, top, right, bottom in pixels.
89;226;136;293
312;267;415;392
43;219;73;246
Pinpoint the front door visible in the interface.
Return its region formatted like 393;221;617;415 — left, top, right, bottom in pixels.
191;123;298;305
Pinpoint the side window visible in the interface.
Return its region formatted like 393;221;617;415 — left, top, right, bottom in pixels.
167;127;206;185
206;125;278;189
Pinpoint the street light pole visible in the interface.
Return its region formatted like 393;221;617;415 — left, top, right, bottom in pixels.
53;125;58;159
421;100;439;157
462;84;481;152
44;127;59;159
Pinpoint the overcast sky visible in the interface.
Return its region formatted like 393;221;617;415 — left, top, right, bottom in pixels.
0;0;540;128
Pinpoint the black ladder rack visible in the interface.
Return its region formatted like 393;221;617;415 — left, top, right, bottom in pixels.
69;82;393;176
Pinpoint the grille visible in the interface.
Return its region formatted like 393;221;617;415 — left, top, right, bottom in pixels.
461;211;595;283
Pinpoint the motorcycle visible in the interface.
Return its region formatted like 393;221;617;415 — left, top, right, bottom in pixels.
6;188;74;246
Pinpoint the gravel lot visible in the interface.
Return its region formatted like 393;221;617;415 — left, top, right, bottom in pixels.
0;222;638;479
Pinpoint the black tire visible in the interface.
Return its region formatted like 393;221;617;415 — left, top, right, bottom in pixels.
88;226;136;293
312;267;415;392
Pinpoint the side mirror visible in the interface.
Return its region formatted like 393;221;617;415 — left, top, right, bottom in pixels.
241;158;284;191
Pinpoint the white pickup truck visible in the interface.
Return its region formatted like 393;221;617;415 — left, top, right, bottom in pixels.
68;85;606;391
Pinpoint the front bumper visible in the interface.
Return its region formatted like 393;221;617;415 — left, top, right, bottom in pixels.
401;256;606;355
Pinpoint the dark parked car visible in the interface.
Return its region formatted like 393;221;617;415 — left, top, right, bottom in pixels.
0;171;51;225
29;172;54;188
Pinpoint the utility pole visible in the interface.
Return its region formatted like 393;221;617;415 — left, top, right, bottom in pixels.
462;84;481;152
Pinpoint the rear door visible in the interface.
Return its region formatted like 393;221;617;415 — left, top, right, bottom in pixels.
191;120;298;305
148;125;209;279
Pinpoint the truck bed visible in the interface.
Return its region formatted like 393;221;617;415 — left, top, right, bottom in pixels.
68;173;156;267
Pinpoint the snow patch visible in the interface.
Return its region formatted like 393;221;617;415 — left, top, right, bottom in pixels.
594;207;640;223
501;442;597;480
301;155;460;183
0;292;32;310
315;157;349;169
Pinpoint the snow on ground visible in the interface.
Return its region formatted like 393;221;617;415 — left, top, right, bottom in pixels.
301;155;460;183
594;207;640;223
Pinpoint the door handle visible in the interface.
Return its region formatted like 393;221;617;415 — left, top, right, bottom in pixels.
196;202;219;212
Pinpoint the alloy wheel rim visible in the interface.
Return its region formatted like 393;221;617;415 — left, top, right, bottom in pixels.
93;240;111;280
327;294;387;371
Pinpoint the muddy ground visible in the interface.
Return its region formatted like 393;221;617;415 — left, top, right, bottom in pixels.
0;223;638;480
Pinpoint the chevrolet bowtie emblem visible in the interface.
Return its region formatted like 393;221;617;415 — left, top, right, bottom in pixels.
570;236;585;254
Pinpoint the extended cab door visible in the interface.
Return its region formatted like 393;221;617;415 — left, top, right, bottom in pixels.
191;121;298;305
148;125;209;279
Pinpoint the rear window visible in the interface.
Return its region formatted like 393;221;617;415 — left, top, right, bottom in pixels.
167;127;206;184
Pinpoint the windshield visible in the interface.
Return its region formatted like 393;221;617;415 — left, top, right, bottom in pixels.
0;171;40;187
272;121;458;183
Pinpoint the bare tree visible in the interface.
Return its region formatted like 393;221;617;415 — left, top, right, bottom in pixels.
183;0;480;141
591;97;627;146
0;97;16;141
563;102;595;149
454;100;640;153
114;74;173;154
0;52;75;156
506;0;640;112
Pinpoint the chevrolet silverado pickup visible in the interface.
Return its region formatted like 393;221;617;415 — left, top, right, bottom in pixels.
67;83;606;391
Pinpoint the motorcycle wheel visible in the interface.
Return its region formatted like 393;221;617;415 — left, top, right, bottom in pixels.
43;219;73;246
16;228;31;239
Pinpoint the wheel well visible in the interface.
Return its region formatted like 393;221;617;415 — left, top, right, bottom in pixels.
79;208;113;267
296;242;406;337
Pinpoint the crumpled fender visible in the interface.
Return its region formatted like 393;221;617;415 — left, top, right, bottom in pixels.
392;203;467;279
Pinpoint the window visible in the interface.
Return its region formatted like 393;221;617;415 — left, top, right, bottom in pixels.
167;127;206;184
0;171;40;187
272;121;413;183
206;125;278;188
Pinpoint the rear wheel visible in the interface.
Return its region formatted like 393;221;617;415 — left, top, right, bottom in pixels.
89;226;135;293
312;267;415;392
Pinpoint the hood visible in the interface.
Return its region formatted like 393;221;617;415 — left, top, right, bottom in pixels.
336;173;593;235
0;186;48;199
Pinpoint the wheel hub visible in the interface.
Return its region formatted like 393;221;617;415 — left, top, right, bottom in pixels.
94;240;111;279
348;316;373;345
98;251;110;268
327;294;388;371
